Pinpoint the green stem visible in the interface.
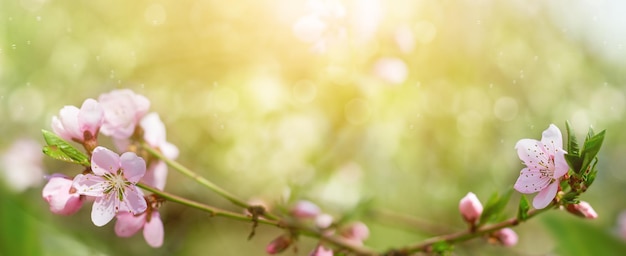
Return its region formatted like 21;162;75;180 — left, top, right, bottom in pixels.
389;204;555;254
137;182;379;255
137;182;278;226
141;142;278;220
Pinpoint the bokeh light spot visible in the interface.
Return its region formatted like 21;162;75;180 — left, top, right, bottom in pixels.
493;97;519;121
8;86;44;123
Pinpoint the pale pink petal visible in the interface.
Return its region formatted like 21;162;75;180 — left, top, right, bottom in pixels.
113;138;131;152
120;152;146;183
143;211;164;248
51;116;72;141
532;181;559;209
91;146;120;175
58;106;82;140
133;93;151;119
123;187;147;214
540;124;564;157
72;174;107;197
553;150;569;178
513;168;551;194
515;139;549;170
140;113;165;147
142;161;167;190
115;211;145;237
160;142;179;160
42;176;83;215
78;98;104;136
459;192;483;223
310;244;333;256
92;196;117;226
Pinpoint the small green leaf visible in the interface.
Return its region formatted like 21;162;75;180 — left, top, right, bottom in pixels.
561;191;579;204
565;121;579;156
564;154;583;174
431;241;453;254
479;188;513;225
41;130;90;166
517;195;530;221
583;159;598;188
579;130;605;175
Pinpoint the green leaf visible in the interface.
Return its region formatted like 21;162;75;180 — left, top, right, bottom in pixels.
564;154;583;174
517;195;530;221
583;158;598;188
565;121;579;156
478;188;513;225
41;130;90;166
579;130;605;174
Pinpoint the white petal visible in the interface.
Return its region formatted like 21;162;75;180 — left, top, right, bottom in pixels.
513;168;551;194
92;196;117;226
532;181;559;209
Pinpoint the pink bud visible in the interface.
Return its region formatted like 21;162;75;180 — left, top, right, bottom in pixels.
341;222;369;245
309;244;333;256
266;235;292;254
566;201;598;219
42;175;84;215
493;228;518;247
291;200;321;218
315;213;334;229
459;192;483;223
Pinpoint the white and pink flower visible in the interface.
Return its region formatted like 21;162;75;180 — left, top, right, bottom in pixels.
98;89;150;139
51;98;103;142
1;139;44;192
514;124;568;209
42;174;84;215
73;146;147;226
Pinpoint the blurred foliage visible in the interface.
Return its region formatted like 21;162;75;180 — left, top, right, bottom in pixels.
2;0;626;255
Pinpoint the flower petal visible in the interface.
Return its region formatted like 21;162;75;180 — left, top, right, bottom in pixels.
72;174;107;197
553;150;569;178
140;113;166;147
143;211;164;248
92;196;117;226
515;139;549;170
123;187;147;214
541;124;564;157
115;211;145;237
513;168;551;194
78;98;104;136
532;181;559;209
142;161;168;190
91;146;120;176
120;152;146;183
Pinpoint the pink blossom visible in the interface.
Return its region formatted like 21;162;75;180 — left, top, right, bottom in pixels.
341;222;369;246
51;98;104;142
310;244;333;256
114;112;178;191
42;174;84;215
115;210;164;248
315;213;334;229
1;139;44;192
266;235;292;254
73;146;147;226
291;200;321;218
98;89;150;139
514;124;568;209
459;192;483;223
493;228;518;247
566;201;598;219
618;211;626;240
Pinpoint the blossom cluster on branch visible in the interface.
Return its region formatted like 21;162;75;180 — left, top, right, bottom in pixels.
36;89;606;255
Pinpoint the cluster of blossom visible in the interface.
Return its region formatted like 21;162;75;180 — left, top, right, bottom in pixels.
265;200;370;256
41;89;178;248
456;124;598;247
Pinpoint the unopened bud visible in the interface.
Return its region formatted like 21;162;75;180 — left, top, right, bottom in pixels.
459;192;483;223
492;228;518;247
566;201;598;219
309;244;333;256
341;222;369;245
315;213;334;229
266;235;292;255
290;200;321;219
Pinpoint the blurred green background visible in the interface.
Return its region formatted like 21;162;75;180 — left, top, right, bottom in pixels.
2;0;626;255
